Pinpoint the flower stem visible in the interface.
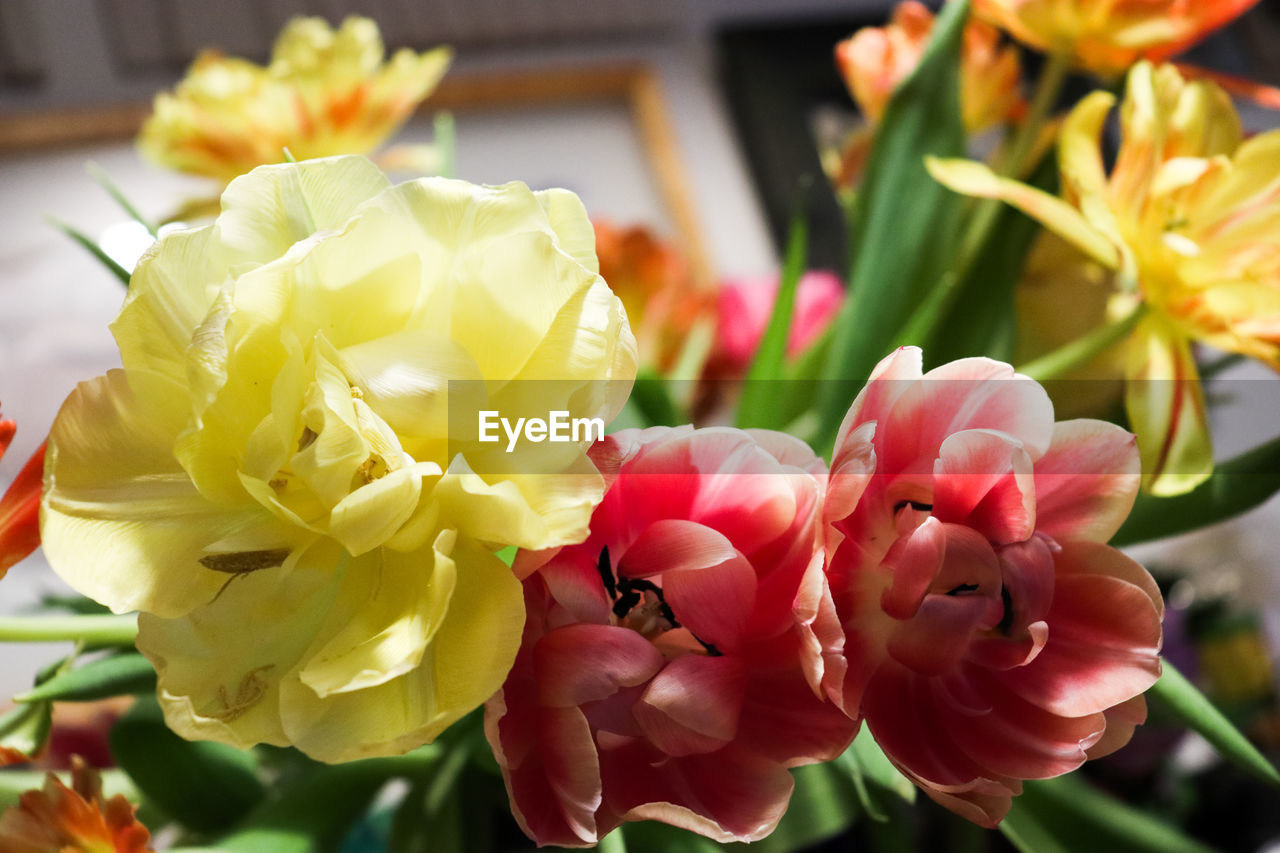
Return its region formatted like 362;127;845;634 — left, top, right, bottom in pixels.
1017;302;1147;381
0;614;138;645
599;829;628;853
1003;51;1072;181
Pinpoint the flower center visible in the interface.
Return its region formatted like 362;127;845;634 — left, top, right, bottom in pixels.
597;547;721;655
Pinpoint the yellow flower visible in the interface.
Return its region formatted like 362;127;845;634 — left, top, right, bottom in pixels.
974;0;1260;75
928;62;1280;495
139;17;450;184
41;156;637;762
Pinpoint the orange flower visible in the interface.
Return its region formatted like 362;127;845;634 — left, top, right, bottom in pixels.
594;221;713;371
830;2;1024;189
0;758;151;852
0;415;42;579
837;1;1024;131
1;746;30;766
974;0;1260;75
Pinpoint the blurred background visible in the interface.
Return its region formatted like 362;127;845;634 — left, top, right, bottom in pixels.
2;2;1280;849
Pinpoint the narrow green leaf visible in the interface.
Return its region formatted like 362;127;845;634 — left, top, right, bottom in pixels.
1012;774;1213;853
1149;660;1280;786
109;696;265;833
87;162;157;237
999;801;1073;853
737;182;810;430
47;217;132;286
924;153;1058;365
816;0;969;447
1112;432;1280;545
17;653;156;703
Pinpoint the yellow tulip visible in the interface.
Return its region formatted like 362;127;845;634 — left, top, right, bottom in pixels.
139;17;450;184
974;0;1260;75
929;62;1280;495
41;156;637;762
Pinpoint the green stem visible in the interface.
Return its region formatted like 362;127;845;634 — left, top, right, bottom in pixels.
0;614;138;645
598;829;628;853
434;111;456;179
1017;302;1147;381
912;52;1073;353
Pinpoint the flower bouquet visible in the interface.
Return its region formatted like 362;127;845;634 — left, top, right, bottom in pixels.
1;3;1278;850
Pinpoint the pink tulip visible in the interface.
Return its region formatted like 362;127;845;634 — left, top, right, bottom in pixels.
713;271;844;374
485;426;858;846
825;347;1163;826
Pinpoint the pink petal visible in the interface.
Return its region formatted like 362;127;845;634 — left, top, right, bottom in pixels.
617;519;740;580
933;429;1037;543
939;666;1105;780
863;662;992;788
634;655;747;756
835;347;923;449
997;543;1162;717
880;516;946;620
1086;694;1147;760
878;358;1054;476
660;551;758;650
733;643;859;765
888;593;998;675
918;782;1016;829
1034;419;1140;543
598;741;794;842
535;624;665;708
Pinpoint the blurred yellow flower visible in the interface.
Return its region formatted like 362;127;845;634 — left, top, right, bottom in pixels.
41;156;636;762
139;16;450;184
974;0;1259;75
929;62;1280;495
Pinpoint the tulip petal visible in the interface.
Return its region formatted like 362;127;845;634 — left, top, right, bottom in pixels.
535;624;664;708
926;156;1121;269
278;531;525;761
42;370;276;617
1125;316;1212;496
634;655;747;756
999;543;1162;718
1034;419;1140;542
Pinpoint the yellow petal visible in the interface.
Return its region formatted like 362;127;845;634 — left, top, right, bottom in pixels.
279;530;524;762
42;370;276;617
1125;316;1212;496
926;157;1121;268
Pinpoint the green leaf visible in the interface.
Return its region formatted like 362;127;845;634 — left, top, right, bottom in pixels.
0;700;51;759
191;750;440;853
1010;774;1213;853
17;653;156;703
628;369;684;428
47;217;132;286
1148;660;1280;787
1112;432;1280;545
87;161;157;237
737;182;810;430
1000;801;1073;853
109;695;265;833
923;153;1058;365
621;822;723;853
816;0;969;448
